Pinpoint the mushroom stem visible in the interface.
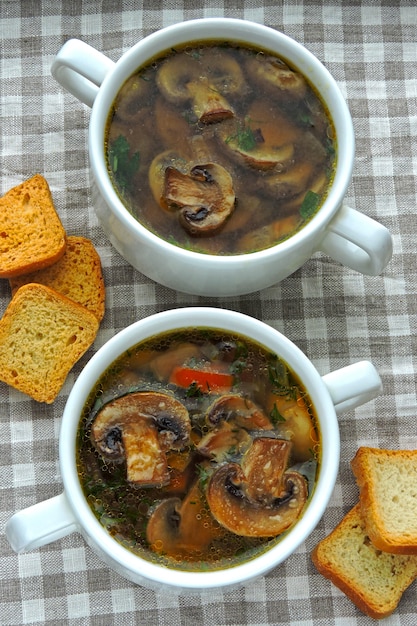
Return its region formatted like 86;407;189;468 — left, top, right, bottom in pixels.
90;391;191;486
206;437;308;537
187;79;235;124
156;48;246;125
163;162;235;236
122;419;169;485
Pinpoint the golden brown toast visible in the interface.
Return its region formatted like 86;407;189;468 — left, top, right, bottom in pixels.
9;236;105;322
312;503;417;619
351;446;417;554
0;283;99;403
0;174;66;278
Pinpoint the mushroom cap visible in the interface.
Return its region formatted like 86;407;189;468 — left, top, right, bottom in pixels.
162;162;236;236
113;72;152;120
146;478;225;559
156;48;246;124
245;54;307;100
206;394;273;430
206;437;308;537
217;100;300;172
90;391;191;485
196;420;252;462
260;160;314;200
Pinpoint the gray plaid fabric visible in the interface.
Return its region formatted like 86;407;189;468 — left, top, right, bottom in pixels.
1;1;416;624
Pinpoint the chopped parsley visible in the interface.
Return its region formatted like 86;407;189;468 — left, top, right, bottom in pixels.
185;381;203;398
226;120;260;152
270;402;286;425
268;357;297;399
300;190;321;219
108;134;140;193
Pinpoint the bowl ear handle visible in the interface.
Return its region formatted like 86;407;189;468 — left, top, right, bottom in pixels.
51;39;115;107
319;204;393;277
322;360;382;415
5;493;78;553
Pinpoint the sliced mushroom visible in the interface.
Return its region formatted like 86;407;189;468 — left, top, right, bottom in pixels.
90;391;191;486
206;394;273;430
163;162;236;235
219;125;294;172
156;49;246;124
187;79;235;124
238;214;302;252
196;420;252;462
206;437;308;537
113;72;152;120
148;150;189;208
261;160;314;200
155;97;192;149
240;438;292;503
245;54;307;100
217;100;300;171
267;393;319;462
146;478;225;558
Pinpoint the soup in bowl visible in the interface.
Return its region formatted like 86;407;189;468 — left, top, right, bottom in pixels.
6;308;383;592
51;19;392;296
105;41;336;256
78;324;320;571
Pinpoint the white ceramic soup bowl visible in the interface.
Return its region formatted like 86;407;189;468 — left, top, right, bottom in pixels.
6;307;382;593
51;18;392;297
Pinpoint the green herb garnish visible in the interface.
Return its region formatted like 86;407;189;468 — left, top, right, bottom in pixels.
186;381;203;398
300;190;321;219
226;120;258;152
270;402;286;425
268;357;297;398
196;464;211;488
108;134;140;192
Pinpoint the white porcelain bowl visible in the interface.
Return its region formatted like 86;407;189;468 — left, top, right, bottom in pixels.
6;307;382;593
51;19;392;296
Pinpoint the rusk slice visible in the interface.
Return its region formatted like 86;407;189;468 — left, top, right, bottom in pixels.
351;446;417;554
9;236;106;322
312;504;417;619
0;174;66;278
0;283;99;403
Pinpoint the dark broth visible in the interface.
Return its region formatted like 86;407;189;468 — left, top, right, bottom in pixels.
105;41;336;255
77;328;320;572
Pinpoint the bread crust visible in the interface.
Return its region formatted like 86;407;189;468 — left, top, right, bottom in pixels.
0;174;66;278
351;447;417;554
312;503;417;619
0;283;99;403
9;235;106;322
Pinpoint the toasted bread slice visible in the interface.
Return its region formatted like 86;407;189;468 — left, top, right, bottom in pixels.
0;283;99;403
9;236;106;322
312;504;417;619
351;447;417;554
0;174;66;278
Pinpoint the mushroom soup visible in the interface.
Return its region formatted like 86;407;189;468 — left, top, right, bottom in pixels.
105;42;336;255
77;328;320;571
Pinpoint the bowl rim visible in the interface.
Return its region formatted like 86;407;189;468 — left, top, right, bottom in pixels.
60;307;340;590
89;17;354;265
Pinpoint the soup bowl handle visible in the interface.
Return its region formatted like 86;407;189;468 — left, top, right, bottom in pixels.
51;39;114;107
319;204;393;276
5;492;78;553
322;360;382;415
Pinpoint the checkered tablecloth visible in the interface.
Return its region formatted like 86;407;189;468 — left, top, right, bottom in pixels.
1;1;416;624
